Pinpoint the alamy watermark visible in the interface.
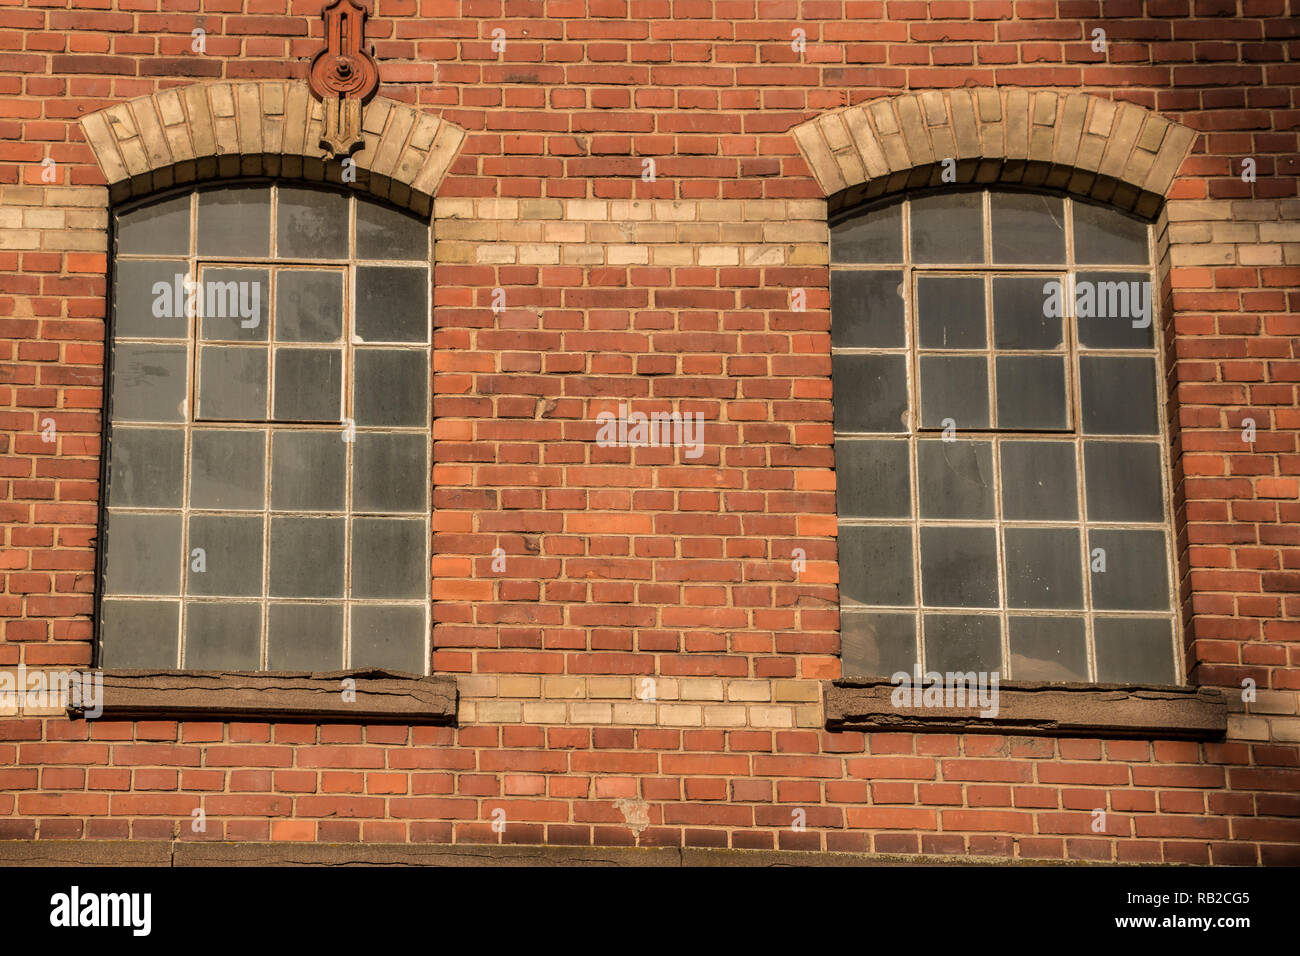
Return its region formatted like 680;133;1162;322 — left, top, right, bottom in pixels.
595;403;705;459
0;664;103;719
151;273;261;328
890;663;1000;718
1043;277;1151;329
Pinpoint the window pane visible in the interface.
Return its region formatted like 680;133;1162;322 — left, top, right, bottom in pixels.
197;187;270;257
995;355;1068;430
999;440;1078;521
830;270;905;348
273;348;342;422
838;525;914;606
1088;528;1170;611
923;613;1001;673
112;344;188;423
100;600;179;668
267;603;344;671
275;270;344;343
1073;200;1149;265
356;201;428;261
1084;441;1165;522
832;354;908;433
268;516;345;598
186;514;264;597
184;602;261;670
353;433;428;513
990;192;1065;263
190;429;265;511
1008;616;1088;681
1094;618;1176;683
351;518;427;599
1004;527;1083;610
108;427;184;508
920;526;998;608
831;200;902;263
841;611;916;677
104;512;182;595
198;268;269;341
1074;271;1154;349
350;605;426;673
114;260;189;339
835;439;910;519
992;275;1062;350
270;430;346;512
117;195;190;257
277;187;348;260
1080;355;1159;435
354;349;427;427
911;191;983;264
917;439;994;520
355;266;428;342
197;346;268;421
919;355;989;429
917;275;985;349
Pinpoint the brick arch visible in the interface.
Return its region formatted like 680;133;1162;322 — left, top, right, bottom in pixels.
79;80;466;217
791;89;1197;218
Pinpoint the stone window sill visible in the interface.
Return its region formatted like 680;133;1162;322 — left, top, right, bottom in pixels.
79;670;457;724
824;679;1227;740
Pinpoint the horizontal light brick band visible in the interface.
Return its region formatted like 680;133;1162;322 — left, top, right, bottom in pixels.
79;81;466;216
791;88;1197;218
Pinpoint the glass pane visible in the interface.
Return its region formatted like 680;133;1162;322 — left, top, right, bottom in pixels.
995;355;1068;429
354;349;427;427
270;430;346;511
117;194;190;257
350;605;426;673
186;514;264;597
992;275;1062;350
267;604;345;671
1073;200;1149;265
999;440;1078;521
831;200;903;263
1074;271;1154;349
838;525;914;607
920;526;998;608
273;348;342;422
830;270;905;348
103;512;182;595
275;270;343;343
268;516;345;598
1084;441;1165;522
355;266;428;343
1094;617;1176;683
108;427;184;508
1080;355;1159;435
356;201;428;261
917;276;985;350
353;433;427;513
197;187;270;257
910;191;983;264
197;268;269;341
919;355;989;429
1008;616;1088;681
1088;528;1170;611
1004;527;1083;609
111;344;188;422
841;611;916;677
990;192;1065;263
190;429;265;511
184;602;261;670
923;613;1001;673
276;187;348;260
114;260;190;339
350;518;427;599
99;600;179;668
834;439;911;519
917;439;994;519
197;346;268;421
832;354;908;433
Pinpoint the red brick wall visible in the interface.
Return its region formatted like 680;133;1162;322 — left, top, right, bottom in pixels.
1;0;1298;864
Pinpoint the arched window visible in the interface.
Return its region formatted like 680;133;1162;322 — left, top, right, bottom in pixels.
831;188;1179;685
98;183;432;674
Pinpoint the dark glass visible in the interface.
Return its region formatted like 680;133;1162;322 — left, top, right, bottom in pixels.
841;612;916;677
917;275;985;350
273;348;342;422
270;430;346;511
268;516;345;598
834;439;911;518
830;270;905;348
108;427;184;508
352;433;427;513
1004;527;1083;609
99;600;179;668
923;613;1001;673
1084;441;1165;522
995;355;1068;429
350;605;426;673
830;200;903;264
189;429;265;511
197;346;268;421
355;266;428;343
1080;356;1159;435
103;511;182;595
114;259;190;339
1074;271;1154;349
267;603;344;671
197;187;270;257
1088;528;1171;611
356;200;428;261
353;349;427;427
198;268;269;342
350;518;427;599
919;355;989;429
184;602;261;670
111;344;188;423
276;187;348;260
1008;616;1089;681
917;439;994;519
911;191;983;264
838;525;914;607
990;192;1065;263
992;275;1063;350
1094;617;1176;684
920;526;998;608
186;514;264;597
1073;200;1149;265
832;354;908;432
117;194;190;257
999;440;1078;521
275;270;344;343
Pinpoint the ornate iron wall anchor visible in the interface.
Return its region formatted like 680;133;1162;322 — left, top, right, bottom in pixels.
308;0;380;157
